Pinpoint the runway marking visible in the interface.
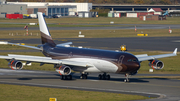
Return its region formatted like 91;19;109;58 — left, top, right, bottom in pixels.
0;80;165;99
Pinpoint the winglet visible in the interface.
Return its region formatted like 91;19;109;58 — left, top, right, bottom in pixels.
173;48;178;55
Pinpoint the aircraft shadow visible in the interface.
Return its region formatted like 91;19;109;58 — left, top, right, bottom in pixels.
71;75;150;83
0;74;172;83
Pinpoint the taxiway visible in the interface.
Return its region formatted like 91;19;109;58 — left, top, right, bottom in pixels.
0;24;180;30
0;69;180;101
0;36;180;52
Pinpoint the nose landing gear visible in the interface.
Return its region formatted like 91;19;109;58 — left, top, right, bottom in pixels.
124;73;130;82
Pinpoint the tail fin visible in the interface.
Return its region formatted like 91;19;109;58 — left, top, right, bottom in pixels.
37;12;56;47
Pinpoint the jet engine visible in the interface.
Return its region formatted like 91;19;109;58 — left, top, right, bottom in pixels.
8;60;23;70
55;65;71;75
149;60;164;70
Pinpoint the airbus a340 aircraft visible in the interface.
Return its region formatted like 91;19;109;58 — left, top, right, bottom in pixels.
0;12;177;82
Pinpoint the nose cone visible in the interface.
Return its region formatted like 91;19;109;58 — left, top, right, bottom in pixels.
135;62;140;70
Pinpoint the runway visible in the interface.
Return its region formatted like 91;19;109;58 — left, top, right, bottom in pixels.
0;24;180;30
0;36;180;52
0;69;180;101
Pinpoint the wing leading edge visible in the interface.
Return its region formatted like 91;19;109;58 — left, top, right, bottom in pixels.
0;54;93;68
137;48;177;62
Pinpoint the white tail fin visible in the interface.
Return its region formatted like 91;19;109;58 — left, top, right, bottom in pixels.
37;12;51;36
37;12;56;46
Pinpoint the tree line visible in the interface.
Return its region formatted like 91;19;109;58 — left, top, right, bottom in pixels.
6;0;180;5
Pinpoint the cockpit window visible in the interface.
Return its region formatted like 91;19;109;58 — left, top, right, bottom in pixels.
127;58;137;62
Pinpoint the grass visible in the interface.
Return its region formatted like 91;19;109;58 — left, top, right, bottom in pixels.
0;84;149;101
0;23;133;28
0;17;180;24
0;51;179;73
0;29;180;39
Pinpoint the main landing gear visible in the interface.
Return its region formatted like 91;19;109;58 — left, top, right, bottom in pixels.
61;75;72;80
98;73;110;80
80;72;88;79
124;73;130;83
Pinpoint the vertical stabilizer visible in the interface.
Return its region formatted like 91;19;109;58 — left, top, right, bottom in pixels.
37;12;56;47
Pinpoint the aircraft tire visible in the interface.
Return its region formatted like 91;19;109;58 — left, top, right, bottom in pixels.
98;74;102;80
124;79;129;83
81;74;87;79
61;75;66;80
106;75;110;80
67;75;72;80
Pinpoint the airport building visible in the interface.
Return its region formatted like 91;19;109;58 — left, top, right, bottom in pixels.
0;1;92;18
0;0;27;18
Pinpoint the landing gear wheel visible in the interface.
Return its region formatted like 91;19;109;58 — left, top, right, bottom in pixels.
67;75;72;80
98;73;110;80
102;73;106;80
61;75;64;80
106;75;110;80
98;74;102;80
124;79;129;83
83;74;87;79
61;75;72;80
81;74;88;79
61;75;66;80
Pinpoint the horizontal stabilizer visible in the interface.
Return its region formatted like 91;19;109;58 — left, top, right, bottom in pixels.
173;48;178;54
56;42;73;47
0;41;42;50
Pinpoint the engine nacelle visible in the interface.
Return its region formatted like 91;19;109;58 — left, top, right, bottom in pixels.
8;60;23;70
149;60;164;70
56;65;71;75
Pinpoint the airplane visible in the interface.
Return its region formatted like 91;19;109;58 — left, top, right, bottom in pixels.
0;12;177;82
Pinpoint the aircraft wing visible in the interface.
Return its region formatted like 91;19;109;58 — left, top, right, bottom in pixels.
0;41;42;50
0;54;93;68
137;48;177;62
